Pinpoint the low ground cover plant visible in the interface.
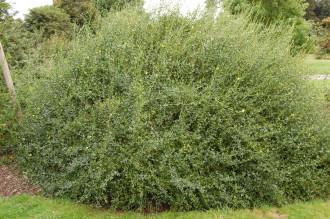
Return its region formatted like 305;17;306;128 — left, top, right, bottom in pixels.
17;9;330;211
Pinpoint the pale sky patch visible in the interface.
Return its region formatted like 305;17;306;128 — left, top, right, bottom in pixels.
8;0;222;19
143;0;207;17
9;0;53;19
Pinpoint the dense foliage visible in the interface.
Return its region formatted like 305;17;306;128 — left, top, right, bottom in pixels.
312;16;330;56
223;0;312;51
54;0;99;26
94;0;141;13
0;17;42;68
25;6;73;39
304;0;330;55
316;0;330;19
305;0;330;20
320;19;330;54
17;10;330;210
225;0;307;21
0;72;17;155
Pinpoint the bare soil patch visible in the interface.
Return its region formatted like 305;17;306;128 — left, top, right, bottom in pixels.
0;165;41;197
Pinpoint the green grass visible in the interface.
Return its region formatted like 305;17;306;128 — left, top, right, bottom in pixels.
305;54;330;74
305;55;330;114
0;195;330;219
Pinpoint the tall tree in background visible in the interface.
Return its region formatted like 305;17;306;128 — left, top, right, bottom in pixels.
54;0;99;26
25;6;73;39
305;0;330;20
94;0;140;14
305;0;317;20
316;0;330;19
224;0;311;51
225;0;307;22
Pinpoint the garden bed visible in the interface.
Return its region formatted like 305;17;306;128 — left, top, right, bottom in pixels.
0;164;41;197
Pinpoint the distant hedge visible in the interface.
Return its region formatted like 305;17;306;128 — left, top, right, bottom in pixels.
18;10;330;211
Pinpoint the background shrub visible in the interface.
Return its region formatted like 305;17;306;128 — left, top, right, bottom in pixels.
18;10;330;211
313;17;330;56
94;0;141;14
54;0;99;26
316;0;330;19
25;6;73;39
223;0;313;52
320;17;330;54
0;17;42;68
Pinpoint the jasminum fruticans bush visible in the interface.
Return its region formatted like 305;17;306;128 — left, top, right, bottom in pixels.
17;9;330;211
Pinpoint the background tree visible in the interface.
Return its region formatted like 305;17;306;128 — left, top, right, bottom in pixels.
0;1;42;68
305;0;317;20
0;18;40;67
54;0;99;26
318;16;330;55
224;0;312;51
25;6;73;39
316;0;330;19
94;0;141;14
225;0;307;23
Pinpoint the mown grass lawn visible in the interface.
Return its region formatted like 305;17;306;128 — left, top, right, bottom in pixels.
0;195;330;219
306;55;330;114
306;54;330;74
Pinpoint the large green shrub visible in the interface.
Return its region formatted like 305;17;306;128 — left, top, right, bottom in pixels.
18;10;330;210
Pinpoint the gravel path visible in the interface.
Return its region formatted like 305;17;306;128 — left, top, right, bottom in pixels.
309;74;330;80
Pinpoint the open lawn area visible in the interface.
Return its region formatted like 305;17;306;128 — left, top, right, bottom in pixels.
0;195;329;219
306;55;330;113
306;55;330;75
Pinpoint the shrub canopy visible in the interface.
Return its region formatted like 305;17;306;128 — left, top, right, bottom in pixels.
25;6;73;39
54;0;99;26
94;0;141;13
18;10;330;210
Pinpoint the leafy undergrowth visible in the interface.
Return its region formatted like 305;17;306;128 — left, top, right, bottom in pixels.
0;195;329;219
